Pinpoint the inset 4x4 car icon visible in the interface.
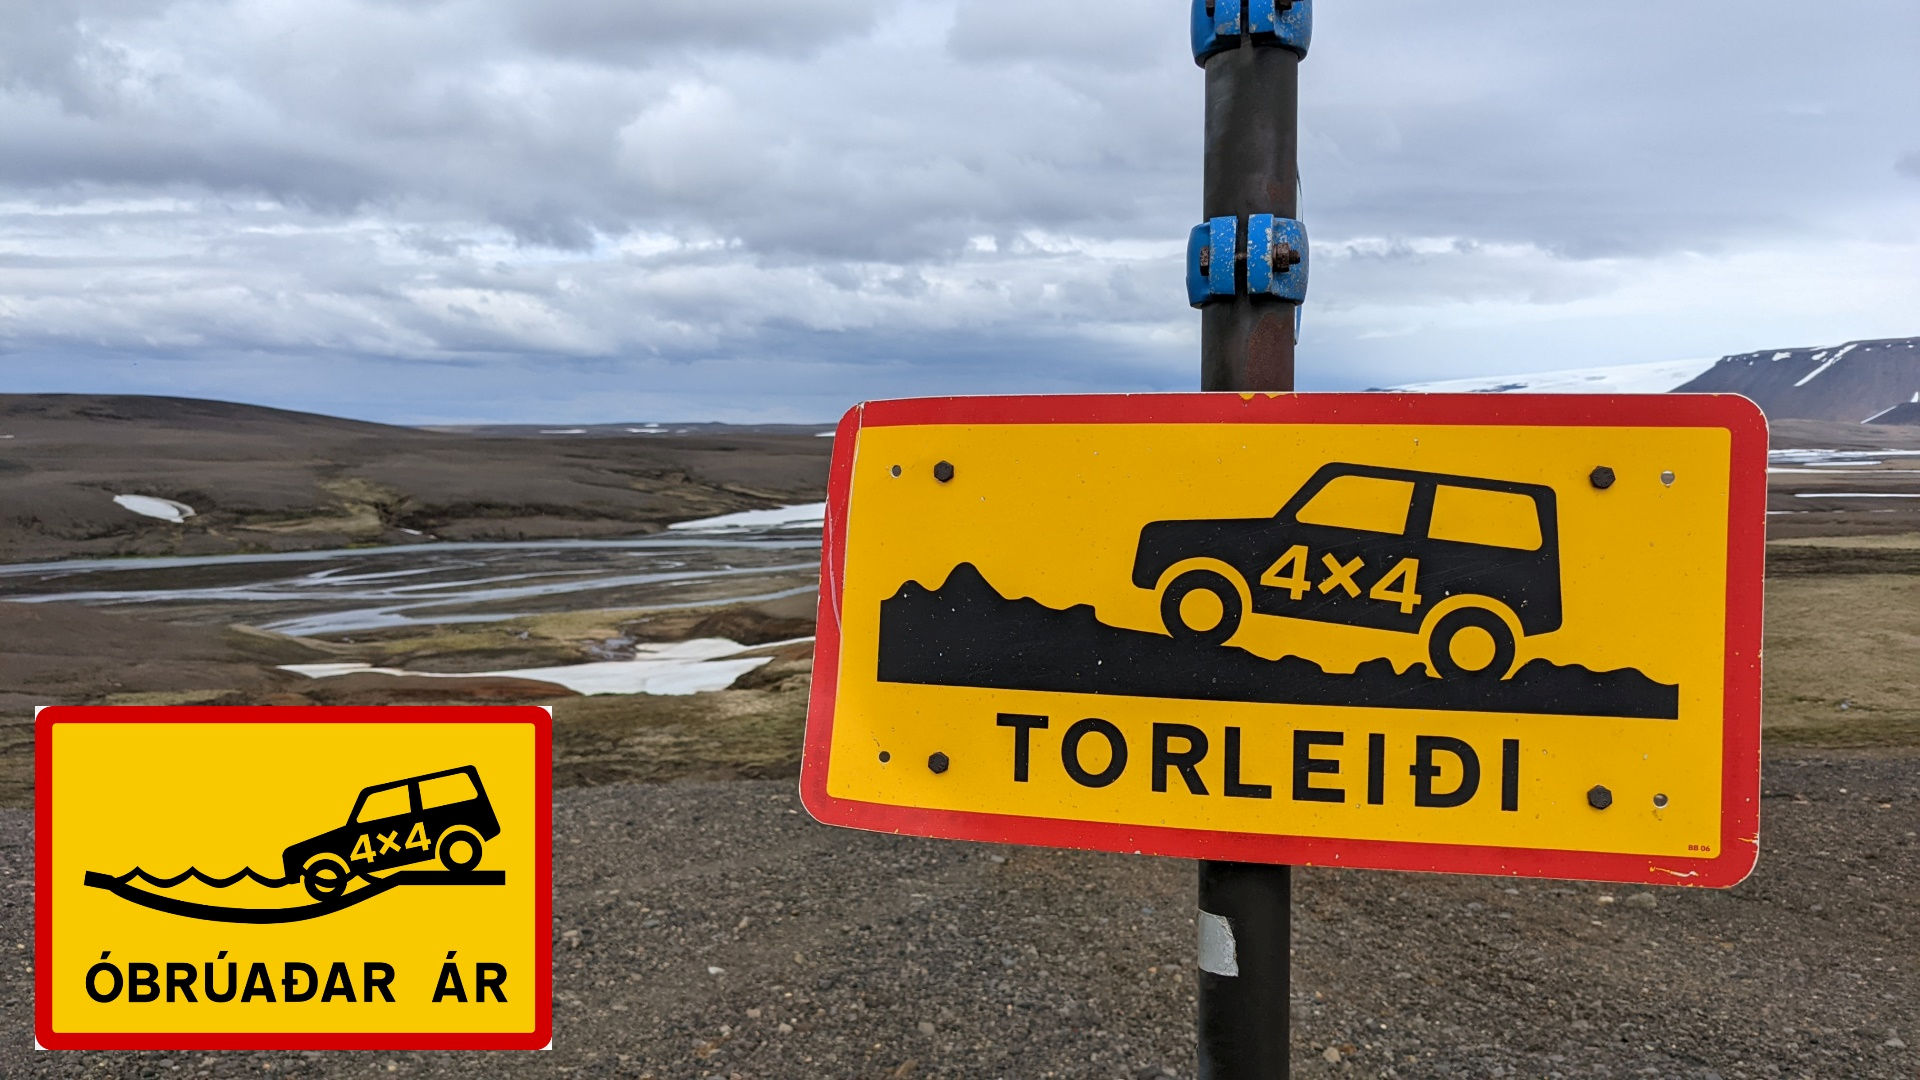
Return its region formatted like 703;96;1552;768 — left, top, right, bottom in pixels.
36;705;552;1051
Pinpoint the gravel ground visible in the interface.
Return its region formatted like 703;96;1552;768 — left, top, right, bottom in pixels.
2;748;1913;1079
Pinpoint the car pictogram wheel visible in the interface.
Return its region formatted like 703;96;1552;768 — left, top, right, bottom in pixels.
301;854;353;902
436;826;484;872
1160;569;1244;646
1427;607;1517;679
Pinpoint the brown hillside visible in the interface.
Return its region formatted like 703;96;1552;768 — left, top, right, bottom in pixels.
0;394;831;562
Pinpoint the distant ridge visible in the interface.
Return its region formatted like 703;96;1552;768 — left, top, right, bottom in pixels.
0;393;831;563
1864;393;1920;426
1385;356;1717;396
422;421;838;438
0;393;419;436
1385;337;1919;425
1675;337;1920;424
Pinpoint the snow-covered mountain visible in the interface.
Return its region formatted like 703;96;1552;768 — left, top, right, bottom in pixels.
1388;357;1717;396
1384;337;1919;424
1867;392;1920;426
1674;338;1920;424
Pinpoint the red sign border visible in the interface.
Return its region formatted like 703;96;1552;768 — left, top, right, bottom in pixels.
801;392;1766;888
35;705;554;1051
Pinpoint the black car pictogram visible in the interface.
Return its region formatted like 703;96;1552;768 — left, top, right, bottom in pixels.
282;765;501;901
1131;463;1561;678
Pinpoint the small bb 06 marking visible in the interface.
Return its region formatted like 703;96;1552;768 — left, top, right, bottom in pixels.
802;392;1767;889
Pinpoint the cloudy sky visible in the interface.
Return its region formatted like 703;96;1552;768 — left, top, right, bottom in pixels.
1;1;1915;424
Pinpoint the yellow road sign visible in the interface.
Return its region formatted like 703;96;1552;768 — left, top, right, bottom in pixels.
36;705;551;1050
801;393;1766;886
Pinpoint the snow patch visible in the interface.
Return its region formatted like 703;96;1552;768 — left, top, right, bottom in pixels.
668;503;826;532
1769;448;1920;463
113;494;195;523
1389;357;1715;396
279;637;773;695
539;428;588;435
1771;352;1792;361
1792;343;1855;387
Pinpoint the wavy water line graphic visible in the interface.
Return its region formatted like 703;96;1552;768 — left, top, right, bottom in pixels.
103;866;297;889
84;869;506;923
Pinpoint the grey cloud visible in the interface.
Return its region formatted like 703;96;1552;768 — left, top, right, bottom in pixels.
0;0;1912;419
1303;3;1920;256
514;0;888;62
0;0;1206;254
0;1;180;112
946;0;1180;69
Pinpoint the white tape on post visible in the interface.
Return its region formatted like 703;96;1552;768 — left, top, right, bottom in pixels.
1197;910;1239;977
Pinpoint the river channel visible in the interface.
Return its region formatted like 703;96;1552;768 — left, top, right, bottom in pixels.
0;506;825;638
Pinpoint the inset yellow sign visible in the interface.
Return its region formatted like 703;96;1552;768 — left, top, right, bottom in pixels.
801;393;1766;886
36;705;552;1050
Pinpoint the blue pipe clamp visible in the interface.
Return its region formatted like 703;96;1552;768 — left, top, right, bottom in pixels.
1247;214;1308;302
1191;0;1312;65
1186;216;1237;307
1186;215;1308;307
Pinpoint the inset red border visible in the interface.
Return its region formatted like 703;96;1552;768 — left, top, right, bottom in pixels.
800;392;1767;888
35;705;554;1050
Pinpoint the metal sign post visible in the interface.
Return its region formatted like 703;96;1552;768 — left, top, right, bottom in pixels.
1188;1;1311;1075
1190;0;1309;394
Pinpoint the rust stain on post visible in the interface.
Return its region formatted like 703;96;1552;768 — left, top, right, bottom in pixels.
1245;311;1295;392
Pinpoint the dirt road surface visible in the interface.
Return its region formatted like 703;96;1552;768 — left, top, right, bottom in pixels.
0;748;1911;1080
